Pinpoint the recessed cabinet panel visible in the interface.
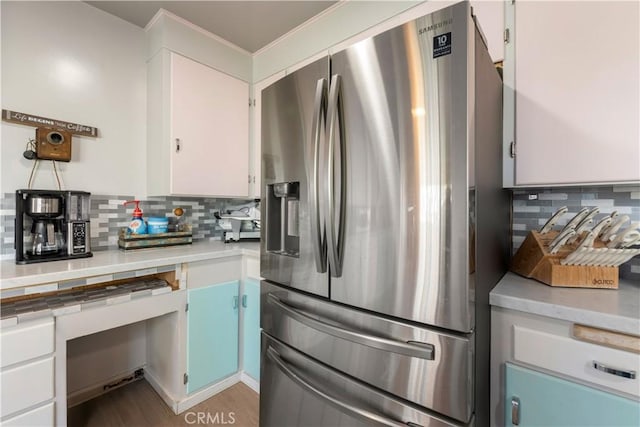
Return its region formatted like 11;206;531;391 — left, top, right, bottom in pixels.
187;281;239;394
508;1;640;186
505;363;640;426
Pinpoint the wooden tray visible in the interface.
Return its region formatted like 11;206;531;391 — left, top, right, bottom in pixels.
118;227;192;250
510;230;618;288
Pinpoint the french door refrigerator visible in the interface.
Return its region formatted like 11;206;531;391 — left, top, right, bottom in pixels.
259;2;509;426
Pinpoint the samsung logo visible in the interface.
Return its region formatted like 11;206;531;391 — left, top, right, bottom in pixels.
418;18;453;35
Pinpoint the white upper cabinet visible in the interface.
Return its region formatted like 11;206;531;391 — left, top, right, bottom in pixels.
250;70;287;199
503;1;640;187
147;50;249;197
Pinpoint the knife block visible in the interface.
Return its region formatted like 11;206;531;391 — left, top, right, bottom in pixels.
510;230;618;288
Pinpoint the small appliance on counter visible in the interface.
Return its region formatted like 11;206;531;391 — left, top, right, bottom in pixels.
15;189;92;264
216;207;260;243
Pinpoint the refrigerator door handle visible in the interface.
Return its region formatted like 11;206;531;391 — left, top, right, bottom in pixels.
266;346;408;427
268;293;435;360
311;78;328;273
325;74;347;277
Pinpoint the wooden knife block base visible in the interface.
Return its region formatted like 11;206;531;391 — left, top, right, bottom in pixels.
511;231;618;289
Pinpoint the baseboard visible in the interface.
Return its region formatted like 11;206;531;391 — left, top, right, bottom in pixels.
240;372;260;394
176;373;241;414
67;366;145;408
145;369;180;414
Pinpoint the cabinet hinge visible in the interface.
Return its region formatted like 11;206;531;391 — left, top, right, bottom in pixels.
504;28;510;44
185;303;189;312
183;373;188;384
510;141;516;159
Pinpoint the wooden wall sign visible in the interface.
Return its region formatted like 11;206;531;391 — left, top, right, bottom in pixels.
2;109;98;137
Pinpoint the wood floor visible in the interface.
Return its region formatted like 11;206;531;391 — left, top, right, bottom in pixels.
67;380;259;426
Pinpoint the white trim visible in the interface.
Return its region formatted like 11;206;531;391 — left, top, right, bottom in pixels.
240;372;260;394
144;8;166;32
252;1;347;56
146;369;180;414
176;373;241;414
144;8;251;56
67;367;146;408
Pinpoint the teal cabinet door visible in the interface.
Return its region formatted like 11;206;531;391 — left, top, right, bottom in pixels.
187;281;239;394
505;363;640;426
242;279;261;380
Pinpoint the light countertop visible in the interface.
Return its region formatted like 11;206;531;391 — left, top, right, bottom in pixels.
0;241;260;291
490;272;640;335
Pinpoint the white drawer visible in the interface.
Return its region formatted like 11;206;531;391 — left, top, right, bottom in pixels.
2;401;54;426
186;257;241;289
1;357;54;417
514;325;640;397
1;318;54;368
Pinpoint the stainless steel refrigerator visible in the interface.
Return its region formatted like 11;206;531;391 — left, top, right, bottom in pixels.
259;2;509;426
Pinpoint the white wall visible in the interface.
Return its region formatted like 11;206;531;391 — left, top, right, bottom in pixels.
0;1;147;196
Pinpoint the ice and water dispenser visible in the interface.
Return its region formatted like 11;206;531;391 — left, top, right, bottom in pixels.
265;182;299;257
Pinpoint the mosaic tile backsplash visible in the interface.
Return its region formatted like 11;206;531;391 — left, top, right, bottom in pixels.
0;193;258;255
512;185;640;281
2;186;639;281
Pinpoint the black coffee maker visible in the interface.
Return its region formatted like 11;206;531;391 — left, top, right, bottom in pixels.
15;189;92;264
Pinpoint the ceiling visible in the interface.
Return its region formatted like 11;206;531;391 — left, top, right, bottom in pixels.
85;1;338;53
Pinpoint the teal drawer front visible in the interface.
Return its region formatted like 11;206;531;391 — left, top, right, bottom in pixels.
187;281;239;394
505;363;640;426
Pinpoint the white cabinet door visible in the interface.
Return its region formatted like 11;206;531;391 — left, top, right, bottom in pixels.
147;50;250;197
171;53;249;197
251;70;286;199
504;1;640;186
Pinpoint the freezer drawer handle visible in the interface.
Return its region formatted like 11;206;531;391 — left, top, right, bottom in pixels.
268;294;435;360
266;346;407;427
592;361;636;379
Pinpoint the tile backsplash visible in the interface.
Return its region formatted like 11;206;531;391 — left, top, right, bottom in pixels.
2;186;639;282
512;185;640;281
0;193;258;256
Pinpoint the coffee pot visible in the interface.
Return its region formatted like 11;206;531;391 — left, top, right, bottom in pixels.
15;190;92;264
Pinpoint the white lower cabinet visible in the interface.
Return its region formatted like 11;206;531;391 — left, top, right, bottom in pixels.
2;401;54;426
491;307;640;426
1;318;55;422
